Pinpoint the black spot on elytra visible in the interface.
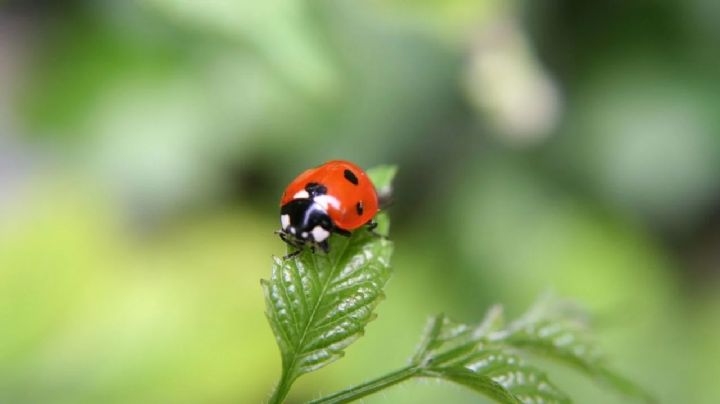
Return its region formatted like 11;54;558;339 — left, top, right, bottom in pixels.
305;182;327;196
344;169;359;185
356;201;364;216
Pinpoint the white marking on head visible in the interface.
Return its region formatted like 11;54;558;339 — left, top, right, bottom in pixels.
293;190;309;199
289;227;296;235
312;226;330;242
301;232;308;238
281;214;290;230
313;195;340;211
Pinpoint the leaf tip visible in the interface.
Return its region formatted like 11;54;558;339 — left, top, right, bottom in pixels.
367;165;398;200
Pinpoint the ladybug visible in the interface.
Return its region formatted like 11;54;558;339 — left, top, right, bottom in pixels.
278;160;379;256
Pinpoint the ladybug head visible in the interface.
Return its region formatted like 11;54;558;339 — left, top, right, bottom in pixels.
280;199;333;246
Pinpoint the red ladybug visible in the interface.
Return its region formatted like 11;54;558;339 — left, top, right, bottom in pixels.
278;160;379;255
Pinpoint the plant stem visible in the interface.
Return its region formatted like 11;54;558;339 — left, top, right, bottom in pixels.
308;365;420;404
268;368;295;404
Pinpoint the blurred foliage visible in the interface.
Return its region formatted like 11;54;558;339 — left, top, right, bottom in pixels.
2;0;720;403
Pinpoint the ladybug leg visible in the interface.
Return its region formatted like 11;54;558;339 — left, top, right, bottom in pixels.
283;249;302;260
365;220;387;239
318;240;330;253
333;227;352;237
278;230;305;259
277;230;294;245
283;240;304;259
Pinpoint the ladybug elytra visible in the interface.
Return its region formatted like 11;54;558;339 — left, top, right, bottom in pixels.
278;160;379;256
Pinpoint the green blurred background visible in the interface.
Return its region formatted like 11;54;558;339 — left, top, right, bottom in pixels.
1;0;719;403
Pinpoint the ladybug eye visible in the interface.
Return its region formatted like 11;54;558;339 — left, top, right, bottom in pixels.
320;216;332;228
343;169;359;185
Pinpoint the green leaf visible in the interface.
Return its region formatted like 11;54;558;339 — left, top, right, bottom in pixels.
263;165;397;403
412;311;569;404
501;301;655;402
263;234;393;377
366;165;398;202
432;367;520;404
309;299;651;404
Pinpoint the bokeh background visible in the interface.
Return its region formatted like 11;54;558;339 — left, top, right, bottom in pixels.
1;0;719;403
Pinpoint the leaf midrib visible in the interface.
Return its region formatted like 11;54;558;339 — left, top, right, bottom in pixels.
285;235;357;378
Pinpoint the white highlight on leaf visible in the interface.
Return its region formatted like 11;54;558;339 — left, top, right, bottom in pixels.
553;332;575;347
